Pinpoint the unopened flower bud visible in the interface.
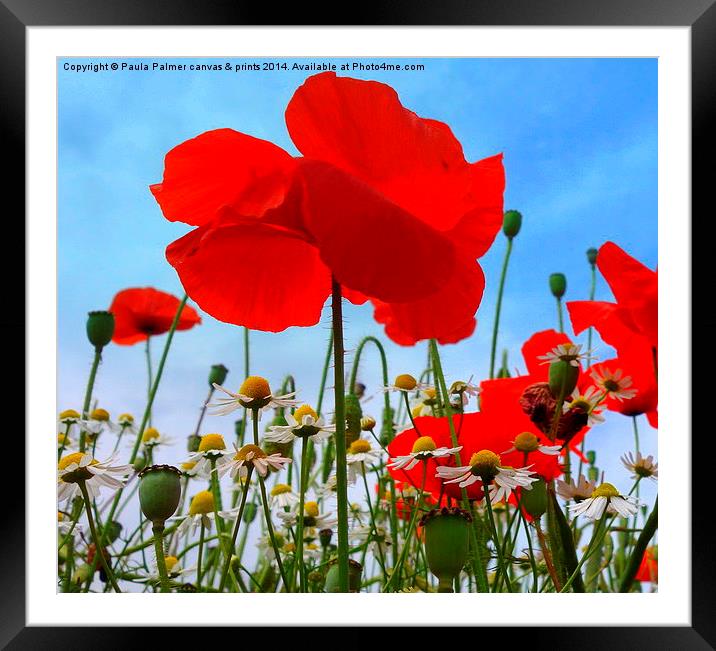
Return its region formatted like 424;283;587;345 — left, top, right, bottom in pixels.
187;434;201;453
587;248;598;266
133;454;147;473
353;382;366;398
586;450;597;466
549;273;567;299
380;406;396;446
102;520;122;544
361;416;376;432
208;364;229;387
502;209;522;239
324;558;362;593
421;507;472;592
588;466;599;483
548;359;580;399
319;528;333;548
86;310;115;350
138;464;182;525
520;478;548;519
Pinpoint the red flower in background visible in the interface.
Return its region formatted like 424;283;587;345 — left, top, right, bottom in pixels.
568;242;658;427
635;547;658;583
109;287;201;345
151;72;505;345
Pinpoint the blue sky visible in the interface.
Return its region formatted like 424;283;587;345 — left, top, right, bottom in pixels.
58;57;658;518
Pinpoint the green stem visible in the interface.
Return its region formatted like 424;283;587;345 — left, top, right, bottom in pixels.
152;523;170;593
145;337;153;426
556;297;564;333
619;498;658;593
560;509;610;592
257;475;289;590
483;484;513;592
218;467;253;591
489;237;513;379
295;436;309;592
79;348;102;452
361;463;388;582
196;522;206;590
330;277;350;592
238;327;250;443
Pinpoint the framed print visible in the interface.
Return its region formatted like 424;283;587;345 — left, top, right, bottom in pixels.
3;0;710;645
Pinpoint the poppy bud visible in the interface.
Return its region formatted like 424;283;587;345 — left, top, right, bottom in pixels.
186;434;201;453
344;393;363;446
548;359;579;399
319;528;333;548
101;520;122;544
208;364;229;387
497;367;511;379
520;478;548;519
588;466;599;483
421;507;472;592
324;558;362;593
549;273;567;298
138;464;182;525
502;210;522;239
586;450;597;466
86;310;115;350
133;454;146;473
587;248;598;266
242;502;258;524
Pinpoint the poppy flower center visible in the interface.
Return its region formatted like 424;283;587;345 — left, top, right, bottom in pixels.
591;482;620;498
239;376;272;400
234;443;267;461
198;433;226;452
513;432;540;452
412;436;438;454
189;490;215;515
271;483;292;497
293;404;318;423
349;439;372;454
90;408;110;421
394;374;418;391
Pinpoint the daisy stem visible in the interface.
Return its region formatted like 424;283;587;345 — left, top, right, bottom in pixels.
79;348;102;453
257;474;289;590
152;524;170;593
295;436;309;593
252;407;260;445
218;467;253;592
483;484;513;592
429;339;489;593
619;497;657;593
361;463;388;583
145;336;153;426
58;423;72;462
559;509;610;592
197;522;206;590
78;481;122;593
330;277;350;593
489;237;513;379
520;512;540;592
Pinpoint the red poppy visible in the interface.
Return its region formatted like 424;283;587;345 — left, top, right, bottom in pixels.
568;242;658;426
109;287;201;345
480;329;590;454
635;547;658;583
151;72;505;345
387;409;562;502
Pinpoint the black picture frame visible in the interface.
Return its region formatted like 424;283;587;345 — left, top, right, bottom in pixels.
4;0;708;645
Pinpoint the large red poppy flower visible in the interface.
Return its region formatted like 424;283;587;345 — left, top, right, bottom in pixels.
568;242;658;426
151;72;505;345
480;329;590;454
109;287;201;345
387;409;563;502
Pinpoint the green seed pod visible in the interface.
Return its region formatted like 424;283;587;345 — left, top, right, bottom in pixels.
502;209;523;239
86;310;115;350
421;507;472;593
101;520;122;544
242;502;258;524
186;434;201;453
549;273;567;298
324;558;362;593
132;454;147;473
587;248;598;266
138;465;182;525
208;364;229;387
345;393;363;446
586;450;597;466
548;359;580;399
520;478;548;519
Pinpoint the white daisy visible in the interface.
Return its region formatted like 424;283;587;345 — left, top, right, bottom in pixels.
556;474;597;502
216;443;291;479
58;409;81;434
590;367;638;402
276;501;338;530
350;524;392;556
538;342;594;367
449;379;481;405
382;373;432;394
502;431;561;457
138;426;174;449
563;386;606;425
58;512;83;539
265;404;335;444
79;407;117;437
57;452;132;502
269;483;299;509
620;451;658;481
169;490;239;536
346;439;383;481
137;555;194;584
209;376;299;419
57;431;76;450
388;435;462;471
568;482;640;520
183;433;232;476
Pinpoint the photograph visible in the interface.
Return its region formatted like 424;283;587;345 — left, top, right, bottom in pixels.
56;56;658;596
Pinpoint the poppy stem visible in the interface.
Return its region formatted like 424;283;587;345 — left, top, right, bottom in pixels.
556;296;565;333
295;436;309;592
145;337;153;426
152;524;170;593
78;348;102;452
238;327;250;443
330;277;350;592
489;237;513;379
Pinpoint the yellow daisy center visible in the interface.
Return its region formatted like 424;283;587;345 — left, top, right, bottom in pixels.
394;374;417;391
198;433;226;452
181;461;197;471
412;436;437;454
411;404;425;419
58;433;71;444
361;416;377;431
164;556;179;572
513;431;540;452
591;482;620;498
90;408;110;421
271;483;292;497
468;449;501;479
234;443;267;461
283;542;296;553
188;490;215;515
239;376;271;400
59;409;80;420
349;439;372;454
423;388;437;400
58;511;64;522
58;452;89;471
304;501;320;518
118;413;134;423
142;427;160;443
293;404;318;423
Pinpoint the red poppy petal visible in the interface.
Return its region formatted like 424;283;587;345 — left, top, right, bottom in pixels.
369;256;484;346
150;129;295;227
567;301;638;353
294;159;454;303
522;329;572;377
286;72;504;256
165;220;330;332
